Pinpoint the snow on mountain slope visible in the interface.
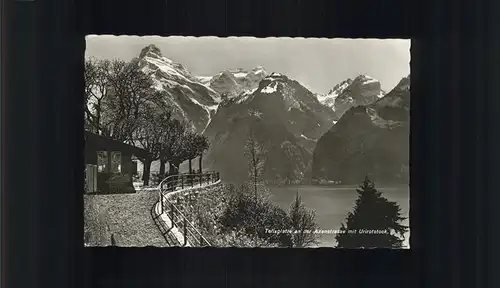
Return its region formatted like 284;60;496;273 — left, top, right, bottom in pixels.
202;71;338;183
261;81;279;94
136;45;221;132
200;66;268;98
317;75;386;118
139;46;220;104
312;75;410;185
317;79;353;109
195;76;213;86
206;72;337;148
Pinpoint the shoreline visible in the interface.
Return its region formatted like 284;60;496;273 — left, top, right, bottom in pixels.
265;183;410;189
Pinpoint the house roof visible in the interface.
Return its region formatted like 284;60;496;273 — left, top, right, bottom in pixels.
85;131;153;159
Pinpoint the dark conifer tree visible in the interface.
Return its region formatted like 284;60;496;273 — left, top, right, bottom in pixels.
335;176;408;248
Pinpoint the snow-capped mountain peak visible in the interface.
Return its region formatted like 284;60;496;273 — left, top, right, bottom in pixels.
135;44;221;132
198;66;269;99
203;71;337;184
252;66;266;75
317;74;385;117
317;78;353;106
353;74;379;85
266;72;286;79
139;44;163;59
139;50;202;86
229;71;336;119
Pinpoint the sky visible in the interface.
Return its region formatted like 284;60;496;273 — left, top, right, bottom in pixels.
85;35;410;94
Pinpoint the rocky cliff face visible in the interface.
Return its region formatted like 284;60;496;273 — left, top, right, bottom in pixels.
203;73;337;183
136;44;220;133
317;75;385;118
197;66;268;99
312;76;410;185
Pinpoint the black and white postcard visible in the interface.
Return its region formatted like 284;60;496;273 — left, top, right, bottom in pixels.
83;36;410;248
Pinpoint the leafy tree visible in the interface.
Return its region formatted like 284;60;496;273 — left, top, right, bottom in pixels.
244;130;267;198
288;191;319;247
156;119;184;177
335;176;408;248
156;119;198;177
179;132;208;174
194;134;209;173
167;121;193;175
165;127;208;178
183;132;198;174
133;105;172;185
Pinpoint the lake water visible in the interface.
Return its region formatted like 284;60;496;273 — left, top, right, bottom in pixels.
268;185;410;248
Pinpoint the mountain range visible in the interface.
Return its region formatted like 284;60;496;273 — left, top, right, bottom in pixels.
312;76;410;184
196;67;268;100
202;72;337;183
122;44;409;185
316;74;386;118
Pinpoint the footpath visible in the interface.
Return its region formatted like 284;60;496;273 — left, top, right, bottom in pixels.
84;189;169;247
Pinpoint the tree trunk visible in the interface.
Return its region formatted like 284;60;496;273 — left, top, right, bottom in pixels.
254;175;258;199
95;99;101;135
189;159;192;174
142;159;152;186
169;162;175;175
253;166;258;198
171;160;181;175
159;159;166;178
198;154;203;173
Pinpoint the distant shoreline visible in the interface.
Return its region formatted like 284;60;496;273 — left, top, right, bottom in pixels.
217;180;409;190
266;183;410;189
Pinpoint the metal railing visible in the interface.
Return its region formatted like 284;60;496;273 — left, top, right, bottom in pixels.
150;202;181;246
159;171;220;192
156;171;220;247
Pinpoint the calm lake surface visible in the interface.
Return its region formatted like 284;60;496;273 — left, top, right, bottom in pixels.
268;185;410;248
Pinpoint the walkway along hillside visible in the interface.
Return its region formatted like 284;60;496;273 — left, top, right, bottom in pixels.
84;188;168;247
151;171;222;247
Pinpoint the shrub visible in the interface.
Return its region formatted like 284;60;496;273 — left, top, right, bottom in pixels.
218;184;292;247
151;172;165;186
174;183;317;248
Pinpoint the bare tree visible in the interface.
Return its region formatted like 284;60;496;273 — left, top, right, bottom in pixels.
100;59;161;143
84;58;113;134
288;191;319;247
244;130;267;198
